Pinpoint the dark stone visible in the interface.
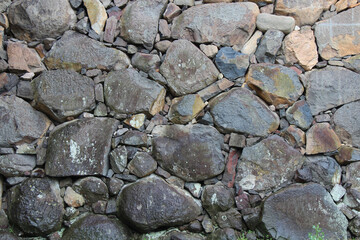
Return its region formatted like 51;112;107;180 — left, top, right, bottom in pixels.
0;73;19;94
215;47;249;80
0;154;36;177
255;29;284;63
120;130;148;147
127;152;157;178
73;177;109;204
215;208;245;231
201;183;235;216
286;100;313;130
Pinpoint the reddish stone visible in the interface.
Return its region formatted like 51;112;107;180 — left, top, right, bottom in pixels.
104;16;118;43
235;193;251;211
163;3;181;22
222;148;240;188
306;123;341;155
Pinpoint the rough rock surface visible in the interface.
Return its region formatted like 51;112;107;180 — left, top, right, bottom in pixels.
73;177;109;203
346;162;360;192
215;47;249;80
255;29;284;63
0;154;36;177
7;42;45;73
84;0;107;35
285;100;313;130
201;184;235;216
306;123;341;155
168;94;205;124
343;54;360;73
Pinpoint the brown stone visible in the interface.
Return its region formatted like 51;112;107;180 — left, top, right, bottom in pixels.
163;3;181;22
335;146;360;165
281;125;306;148
64;187;85;208
335;0;357;12
222;149;240;188
0;13;9;29
306;123;341;155
103;16;117;43
198;78;234;101
84;0;107;34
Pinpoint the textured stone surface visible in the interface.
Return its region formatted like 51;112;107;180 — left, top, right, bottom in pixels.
255;29;284;63
285;100;313;130
215;47;249;80
168;94;205;124
315;6;360;60
171;2;259;47
32;70;95;122
84;0;107;35
109;146;127;173
260;183;348;240
152;124;224;181
201;184;235;216
236;135;305;192
7;42;45;73
128;152;157;178
45;31;130;72
73;177;109;203
8;0;76;41
104;69;166;115
0;154;36;177
160;39;219;96
131;53;160;73
209;87;279;136
305;66;360;115
343;54;360;73
346;162;360;193
45;118;119;177
335;146;360;165
306;123;341;155
64;187;85;208
256;13;295;34
117;175;202;232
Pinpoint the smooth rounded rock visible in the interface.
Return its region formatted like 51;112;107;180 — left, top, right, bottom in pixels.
256;13;295;34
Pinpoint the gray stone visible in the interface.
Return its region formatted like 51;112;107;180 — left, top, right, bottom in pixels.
344;54;360;73
229;133;246;148
73;177;109;204
7;178;63;236
330;184;346;202
131;53;161;73
104;69;166;115
209;88;279;136
32;70;96;122
117;175;202;232
160;39;219;96
0;154;36;177
215;208;245;231
171;2;259;47
168;94;205;124
62;214;133;240
256;13;295;34
16;80;33;100
334;101;360;148
184;183;202;199
45;31;130;72
8;0;76;41
346;162;360;193
305;66;360;115
0;73;19;94
0;95;51;148
109;145;127;174
75;17;90;34
255;29;284;63
152;124;225;181
45;118;118;177
260;183;348;240
286;100;313;130
349;217;360;237
0;0;11;13
215;47;249;80
128;152;157;178
201;183;235;216
236;135;305;192
69;0;83;8
120;0;168;49
120;130;148;147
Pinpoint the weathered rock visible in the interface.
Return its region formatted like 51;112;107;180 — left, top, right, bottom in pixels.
215;208;245;231
281;125;306;148
31;70;96;122
84;0;107;35
0;73;19;94
128;152;157;178
124;114;146;130
45;118;118;177
131;53;161;73
0;154;36;177
7;178;63;236
305;66;360;115
209;87;279;136
215;47;249;80
283;27;318;71
260;183;348;240
246;63;304;107
45;30;130;72
335;0;357;12
255;29;284;63
62;214;133;240
256;13;295;34
0;0;11;13
330;184;346;202
333;101;360;148
117;175;202;232
109;145;127;174
168;94;205;124
120;0;168;49
349;217;360;237
64;187;85;208
152;124;224;181
158;19;171;39
8;0;76;41
335;146;360;165
200;44;218;58
0;231;18;240
343;54;360;73
315;6;360;60
103;16;117;43
104;69;165;115
160;39;219;96
197;78;234;101
241;30;262;55
285;100;313;130
236;135;305;192
73;177;108;203
275;0;336;26
163;3;181;22
171;2;259;47
120;130;148;147
201;183;234;216
306;123;341;155
0;95;51;148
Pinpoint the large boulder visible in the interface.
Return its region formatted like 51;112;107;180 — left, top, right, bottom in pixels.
32;70;96;122
209;88;279;136
45;118;119;177
45;31;130;72
171;2;259;47
117;175;202;232
152;124;224;181
260;183;348;240
7;178;64;236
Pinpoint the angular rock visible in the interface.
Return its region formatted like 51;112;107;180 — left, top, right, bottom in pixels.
31;70;96;122
335;0;358;12
0;95;51;147
171;2;259;47
64;187;85;208
0;0;11;13
0;73;19;94
285;100;313;130
160;39;219;96
331;184;346;202
349;217;360;237
0;154;36;177
343;54;360;73
168;94;205;124
315;6;360;60
7;178;63;236
152;124;224;181
236;135;305;192
128;152;157;178
117;175;202;232
45;118;119;177
255;29;284;63
215;208;245;231
200;44;218;58
306;123;341;155
241;30;262;55
131;53;161;73
215;47;249;80
159;19;171;39
103;16;117;43
305;66;360;115
222;149;240;188
281;125;306;148
283;27;318;71
45;31;130;72
73;177;108;203
62;214;133;240
104;69;166;115
209;87;279;136
256;13;295;34
120;130;148;147
84;0;107;35
124;114;146;130
260;183;348;240
8;0;76;41
201;183;235;216
163;3;181;22
335;146;360;165
333;101;360;148
120;0;168;49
